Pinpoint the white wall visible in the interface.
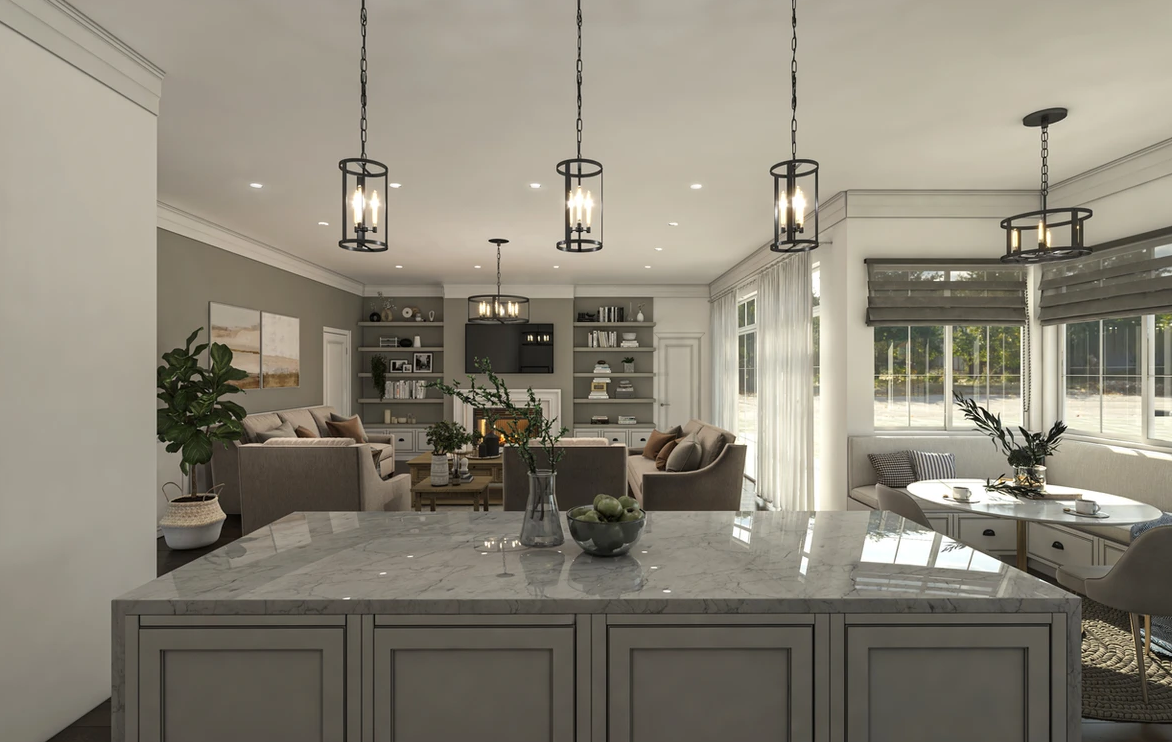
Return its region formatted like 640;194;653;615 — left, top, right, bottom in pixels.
654;297;713;422
0;13;158;742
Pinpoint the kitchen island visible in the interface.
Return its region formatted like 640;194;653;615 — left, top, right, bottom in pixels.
113;510;1080;742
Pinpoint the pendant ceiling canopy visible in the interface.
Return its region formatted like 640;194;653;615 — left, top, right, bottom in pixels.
468;239;530;324
1000;108;1092;264
556;0;603;253
338;0;389;253
770;0;820;253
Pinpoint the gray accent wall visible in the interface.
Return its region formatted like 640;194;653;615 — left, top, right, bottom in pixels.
158;228;363;414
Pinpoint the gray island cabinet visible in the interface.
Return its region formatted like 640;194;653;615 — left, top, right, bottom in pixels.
113;511;1080;742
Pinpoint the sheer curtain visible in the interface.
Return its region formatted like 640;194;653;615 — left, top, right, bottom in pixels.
710;290;738;434
756;252;813;510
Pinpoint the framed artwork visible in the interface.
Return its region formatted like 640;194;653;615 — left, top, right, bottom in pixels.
413;352;433;373
261;312;300;388
389;359;410;373
209;302;261;389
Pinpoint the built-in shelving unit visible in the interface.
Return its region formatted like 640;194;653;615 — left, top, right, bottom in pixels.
572;297;656;427
358;347;444;352
358;321;445;327
356;297;447;427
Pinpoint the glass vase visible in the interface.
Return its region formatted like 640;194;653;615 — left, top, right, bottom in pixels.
520;470;564;547
1013;464;1047;491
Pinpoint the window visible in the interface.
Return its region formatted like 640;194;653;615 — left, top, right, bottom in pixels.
737;294;757;478
812;267;821;496
874;325;1022;429
1062;314;1170;443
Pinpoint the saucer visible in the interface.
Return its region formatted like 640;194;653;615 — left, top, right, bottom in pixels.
944;494;981;504
1063;507;1109;519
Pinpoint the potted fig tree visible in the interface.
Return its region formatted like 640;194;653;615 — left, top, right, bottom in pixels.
156;328;248;549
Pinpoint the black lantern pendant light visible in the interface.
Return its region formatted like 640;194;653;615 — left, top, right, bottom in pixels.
1000;108;1092;264
556;0;603;253
771;0;820;253
338;0;389;253
468;239;530;324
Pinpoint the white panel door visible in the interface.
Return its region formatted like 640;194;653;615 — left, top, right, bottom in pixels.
656;334;701;429
322;328;351;417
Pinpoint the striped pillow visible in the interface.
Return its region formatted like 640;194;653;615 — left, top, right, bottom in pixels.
910;450;956;482
867;451;917;488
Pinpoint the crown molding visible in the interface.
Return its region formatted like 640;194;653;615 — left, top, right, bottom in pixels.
157;202;365;296
443;284;576;300
363;285;444;298
573;285;710;299
840;189;1036;219
0;0;163;114
1049;137;1172;208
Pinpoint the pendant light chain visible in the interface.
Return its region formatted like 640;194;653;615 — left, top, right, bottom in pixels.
359;0;368;159
1039;122;1049;209
496;243;503;300
575;0;584;161
790;0;798;161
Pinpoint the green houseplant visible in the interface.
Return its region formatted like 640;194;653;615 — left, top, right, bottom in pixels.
430;358;568;546
425;420;473;486
370;354;389;401
156;328;249;549
952;392;1067;491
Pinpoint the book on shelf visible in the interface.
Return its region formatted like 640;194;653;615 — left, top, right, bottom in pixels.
588;330;619;348
385;380;429;400
593;362;612;373
597;305;625;323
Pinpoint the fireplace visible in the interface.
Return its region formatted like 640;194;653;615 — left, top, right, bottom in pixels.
472;407;530;441
452;389;562;438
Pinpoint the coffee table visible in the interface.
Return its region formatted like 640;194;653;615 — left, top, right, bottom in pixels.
408;453;503;506
411;475;492;512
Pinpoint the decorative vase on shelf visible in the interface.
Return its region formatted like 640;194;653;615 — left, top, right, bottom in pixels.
622;362;635;373
430;453;450;486
636;310;644;322
369;311;381;322
1014;464;1047;491
520;470;564;547
384;410;392;424
381;307;394;322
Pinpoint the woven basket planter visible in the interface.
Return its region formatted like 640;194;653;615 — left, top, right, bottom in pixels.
160;483;226;550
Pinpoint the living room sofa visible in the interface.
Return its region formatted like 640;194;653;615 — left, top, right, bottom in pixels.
502;439;627;511
210;405;395;514
237;438;410;534
627;419;747;510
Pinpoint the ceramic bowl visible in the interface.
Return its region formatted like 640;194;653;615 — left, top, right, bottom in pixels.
567;506;646;557
621;332;637;341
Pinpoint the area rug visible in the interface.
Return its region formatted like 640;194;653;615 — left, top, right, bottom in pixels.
1083;599;1172;722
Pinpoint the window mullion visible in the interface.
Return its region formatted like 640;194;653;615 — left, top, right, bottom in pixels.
944;326;954;429
1144;314;1155;444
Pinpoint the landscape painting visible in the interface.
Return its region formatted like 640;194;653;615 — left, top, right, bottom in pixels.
209;302;261;389
261;312;300;388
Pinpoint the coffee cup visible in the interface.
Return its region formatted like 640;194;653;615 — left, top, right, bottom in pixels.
952;486;972;502
1075;499;1101;515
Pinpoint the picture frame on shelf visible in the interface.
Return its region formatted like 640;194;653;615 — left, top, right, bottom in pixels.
413;352;433;373
389;359;409;373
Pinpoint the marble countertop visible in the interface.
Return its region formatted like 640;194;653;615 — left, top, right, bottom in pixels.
116;511;1077;616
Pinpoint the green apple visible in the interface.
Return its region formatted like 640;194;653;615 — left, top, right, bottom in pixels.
593;494;610;510
617;495;639;510
576;510;602;523
619;508;644;522
594;496;624;521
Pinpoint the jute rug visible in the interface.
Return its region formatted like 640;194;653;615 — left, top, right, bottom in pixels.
1083;599;1172;722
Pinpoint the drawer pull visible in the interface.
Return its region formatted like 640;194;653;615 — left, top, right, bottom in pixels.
1052;541;1065;550
982;529;996;537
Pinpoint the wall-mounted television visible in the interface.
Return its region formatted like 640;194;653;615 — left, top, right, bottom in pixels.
465;323;554;374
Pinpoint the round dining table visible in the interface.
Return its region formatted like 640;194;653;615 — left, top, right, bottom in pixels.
905;478;1163;572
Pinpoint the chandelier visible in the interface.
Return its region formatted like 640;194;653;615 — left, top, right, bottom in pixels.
338;0;389;252
468;239;530;324
771;0;820;253
1000;108;1092;264
556;0;603;253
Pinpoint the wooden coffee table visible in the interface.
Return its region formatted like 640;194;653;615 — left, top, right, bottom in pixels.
408;453;503;507
411;475;492;512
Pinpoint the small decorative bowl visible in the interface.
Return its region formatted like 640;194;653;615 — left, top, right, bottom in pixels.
621;332;637;341
567;506;646;557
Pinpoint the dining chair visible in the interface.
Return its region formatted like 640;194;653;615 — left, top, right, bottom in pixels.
1055;525;1172;704
877;484;934;530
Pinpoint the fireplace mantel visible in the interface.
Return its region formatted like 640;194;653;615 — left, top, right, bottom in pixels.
452;389;563;431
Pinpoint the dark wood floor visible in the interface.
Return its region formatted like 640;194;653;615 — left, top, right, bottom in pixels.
51;511;1170;741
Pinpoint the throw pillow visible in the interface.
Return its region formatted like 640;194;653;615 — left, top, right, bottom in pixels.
642;428;680;460
868;451;917;488
325;415;368;443
294;425;317;439
255;420;295;443
655;439;679;471
666;435;702;472
910;450;956;481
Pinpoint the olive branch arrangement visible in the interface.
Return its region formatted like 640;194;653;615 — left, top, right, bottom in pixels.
952;392;1066;468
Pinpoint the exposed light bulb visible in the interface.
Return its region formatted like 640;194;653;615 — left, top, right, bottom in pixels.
369;190;380;227
351;185;364;226
1011;228;1020;251
791;186;807;228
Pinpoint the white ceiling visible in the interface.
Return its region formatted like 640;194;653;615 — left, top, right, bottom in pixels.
74;0;1172;287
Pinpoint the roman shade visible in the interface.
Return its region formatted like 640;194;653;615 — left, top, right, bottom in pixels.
866;259;1027;326
1038;228;1172;325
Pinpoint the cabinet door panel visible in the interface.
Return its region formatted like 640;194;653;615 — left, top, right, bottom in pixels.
373;627;574;742
138;628;345;742
846;625;1050;742
608;626;813;742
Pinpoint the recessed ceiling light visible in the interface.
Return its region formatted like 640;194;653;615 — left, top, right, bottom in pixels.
395;265;403;269
474;265;481;269
249;183;263;189
553;265;560;269
689;183;702;190
389;183;402;188
529;183;542;189
318;221;329;226
644;265;652;269
668;222;679;226
655;247;664;251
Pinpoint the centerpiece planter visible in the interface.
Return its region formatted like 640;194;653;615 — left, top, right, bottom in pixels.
1013;464;1047;491
953;392;1066;496
426;420;472;487
521;470;564;547
430;454;450;486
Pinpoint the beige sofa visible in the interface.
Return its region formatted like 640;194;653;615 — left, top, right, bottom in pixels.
626;420;747;510
238;438;410;534
211;405;396;514
502;439;628;511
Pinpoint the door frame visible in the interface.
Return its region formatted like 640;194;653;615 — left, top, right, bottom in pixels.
322;326;352;417
655;332;703;429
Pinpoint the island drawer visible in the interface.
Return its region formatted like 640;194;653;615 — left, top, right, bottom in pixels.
1028;522;1094;567
956;515;1016;553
